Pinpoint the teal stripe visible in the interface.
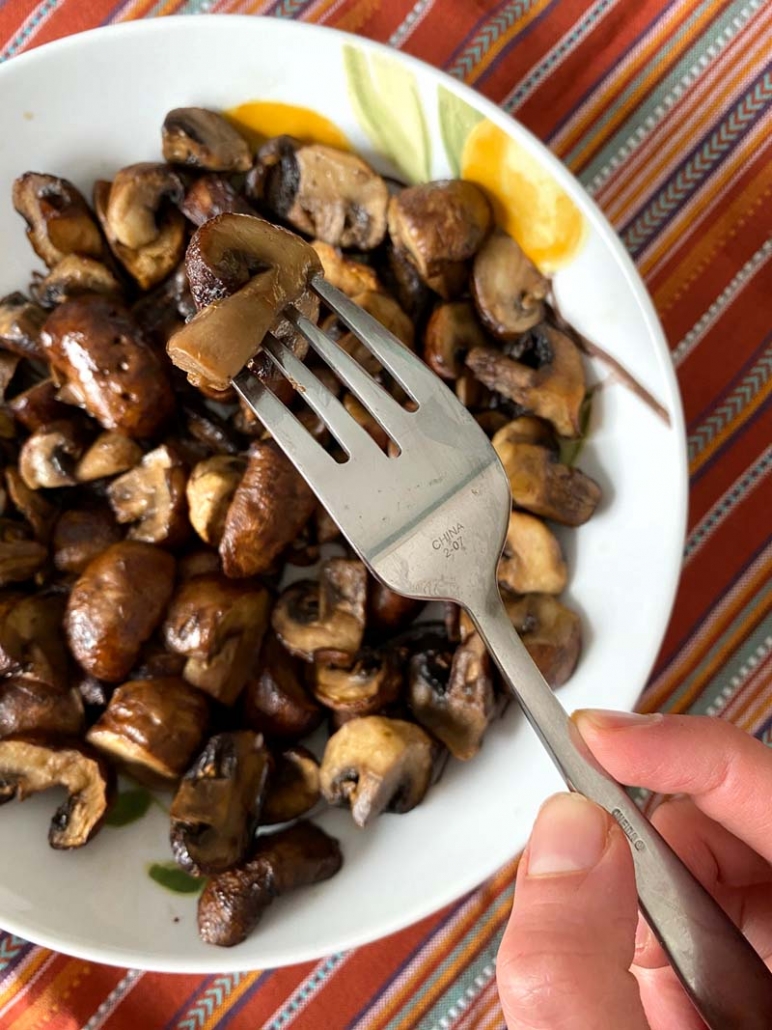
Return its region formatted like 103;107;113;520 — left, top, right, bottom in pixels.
415;940;501;1029
446;0;539;80
0;934;27;973
0;0;59;62
266;954;345;1030
175;975;248;1030
690;610;772;717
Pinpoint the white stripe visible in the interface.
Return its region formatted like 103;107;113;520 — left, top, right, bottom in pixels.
263;951;351;1029
706;636;772;716
430;964;496;1030
81;970;144;1030
389;0;437;48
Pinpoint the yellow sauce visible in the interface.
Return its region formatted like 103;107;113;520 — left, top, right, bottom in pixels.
461;119;585;273
224;101;351;151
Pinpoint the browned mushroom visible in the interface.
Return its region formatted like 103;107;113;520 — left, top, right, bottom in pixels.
497;511;567;595
0;291;47;360
320;715;437;827
472;229;550;339
367;580;424;633
219;441;316;579
107;444;189;546
384;243;432;320
65;541;175;682
0;591;70;690
423;301;489;380
87;677;209;787
242;632;322;741
341;393;389;450
250;137;389;250
0;678;84;741
310;241;382;296
19;420;86;490
0;521;47;587
313;646;402;716
501;593;582;688
272;558;367;662
41;294;175;438
8;379;70;432
162;108;252;172
52;505;122;574
162;574;270;705
180;174;255;226
5;467;57;542
493;415;558;451
197;821;343;947
75;431;143;483
340;290;414;356
186;455;246;547
0;737;112;848
30;255;122;308
176;549;222;583
12;173;103;269
262;746;321;825
169;730;270;875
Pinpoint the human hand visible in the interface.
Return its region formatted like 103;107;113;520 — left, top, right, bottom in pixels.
496;712;772;1029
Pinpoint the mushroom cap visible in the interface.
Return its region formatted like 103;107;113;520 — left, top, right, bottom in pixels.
242;633;322;742
472;228;550;339
312;646;403;715
423;301;489;381
12;173;103;270
262;746;321;826
52;505;121;575
186;455;246;547
107;443;189;547
502;594;582;688
162;108;252;172
497;510;567;595
0;291;47;360
106;163;184;250
0;678;84;741
75;432;143;483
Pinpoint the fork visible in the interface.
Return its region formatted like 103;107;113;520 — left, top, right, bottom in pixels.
233;276;772;1029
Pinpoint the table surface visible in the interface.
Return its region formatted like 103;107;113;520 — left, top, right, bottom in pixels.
1;1;771;1027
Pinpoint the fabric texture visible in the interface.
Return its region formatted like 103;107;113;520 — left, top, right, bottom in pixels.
0;1;770;1027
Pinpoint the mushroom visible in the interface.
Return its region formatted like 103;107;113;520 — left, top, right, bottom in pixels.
162;574;271;705
65;541;175;682
182;403;240;457
501;593;582;688
0;678;84;741
320;715;437;827
367;580;424;634
472;229;550;339
497;511;567;595
169;730;270;876
310;241;382;296
31;255;122;308
423;301;489;381
384;243;432;320
492;428;601;526
75;431;143;483
176;549;222;583
219;441;316;578
197;821;343;947
242;632;322;741
8;379;70;432
409;632;496;761
180;174;255;226
40;294;175;438
168;213;322;391
342;393;389;450
313;646;403;716
0;291;47;360
272;558;367;662
52;505;122;574
492;414;557;451
387;181;491;297
262;746;321;826
5;467;57;542
0;521;47;587
465;325;586;438
0;591;70;691
87;677;209;787
18;420;86;490
250;137;389;250
107;443;189;546
12;173;103;269
0;738;112;848
162;108;252;172
340;290;415;356
186;455;246;547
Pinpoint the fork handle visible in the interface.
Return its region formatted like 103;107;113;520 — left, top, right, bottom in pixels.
467;584;772;1030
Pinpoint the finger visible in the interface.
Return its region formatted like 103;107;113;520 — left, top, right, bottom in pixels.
497;793;649;1030
573;711;772;862
633;964;711;1030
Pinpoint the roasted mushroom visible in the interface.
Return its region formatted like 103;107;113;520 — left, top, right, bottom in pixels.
87;677;209;786
75;431;143;483
0;678;84;741
311;241;381;296
65;541;175;682
31;255;122;308
0;291;47;359
162;574;270;705
367;580;424;633
272;558;367;662
250;137;389;250
169;730;270;875
0;738;112;848
501;594;582;688
313;646;402;716
198;820;343;947
107;444;189;546
320;715;437;827
423;300;489;380
242;632;322;741
472;229;550;339
497;511;567;595
5;467;57;542
262;746;321;825
19;420;86;490
219;441;316;578
186;455;246;547
52;505;122;574
162;108;252;172
0;591;70;690
180;174;255;226
0;521;47;587
12;173;103;269
8;379;70;432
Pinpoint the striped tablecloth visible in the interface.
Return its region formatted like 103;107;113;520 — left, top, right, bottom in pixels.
1;2;771;1028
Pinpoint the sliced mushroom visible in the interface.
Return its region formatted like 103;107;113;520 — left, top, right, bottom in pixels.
186;455;246;547
87;677;209;787
0;521;47;587
219;441;316;578
52;505;122;574
423;301;489;381
182;402;240;457
0;591;70;690
242;632;322;741
169;730;270;876
12;173;103;269
106;162;184;250
313;646;403;716
198;820;343;947
8;379;70;432
41;294;175;438
0;678;84;741
343;290;414;353
367;580;424;633
30;255;122;308
320;715;436;827
180;174;255;226
272;558;367;663
162;574;270;705
250;137;389;250
75;431;143;483
106;443;188;547
0;291;47;360
262;746;321;826
492;431;601;526
492;415;557;451
162;108;252;172
310;241;381;296
472;229;550;339
498;511;567;595
0;738;112;848
19;420;86;490
502;593;582;688
5;467;57;542
384;243;432;320
65;541;175;682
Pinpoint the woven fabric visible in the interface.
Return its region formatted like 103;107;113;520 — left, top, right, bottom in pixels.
1;2;771;1027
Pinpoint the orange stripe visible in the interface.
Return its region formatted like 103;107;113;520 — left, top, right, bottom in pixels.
112;0;158;22
459;977;502;1030
306;0;346;23
725;653;772;726
8;960;91;1030
689;378;772;477
0;951;52;1014
199;971;264;1030
476;984;507;1030
465;0;554;85
333;0;383;32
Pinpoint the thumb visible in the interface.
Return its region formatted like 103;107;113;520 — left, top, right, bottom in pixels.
497;793;649;1030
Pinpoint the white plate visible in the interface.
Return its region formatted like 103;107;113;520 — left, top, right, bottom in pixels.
0;16;687;972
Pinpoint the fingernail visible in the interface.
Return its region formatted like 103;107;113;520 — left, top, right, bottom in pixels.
575;709;664;730
527;794;609;877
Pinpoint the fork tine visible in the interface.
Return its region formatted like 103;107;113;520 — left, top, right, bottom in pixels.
262;334;386;460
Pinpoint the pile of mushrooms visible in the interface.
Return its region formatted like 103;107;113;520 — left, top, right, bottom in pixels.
0;105;601;948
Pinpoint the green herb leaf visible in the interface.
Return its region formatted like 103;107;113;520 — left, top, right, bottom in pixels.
105;787;152;827
148;862;206;895
559;390;595;466
437;86;483;178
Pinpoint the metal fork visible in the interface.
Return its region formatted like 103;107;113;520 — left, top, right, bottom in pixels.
233;276;772;1028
